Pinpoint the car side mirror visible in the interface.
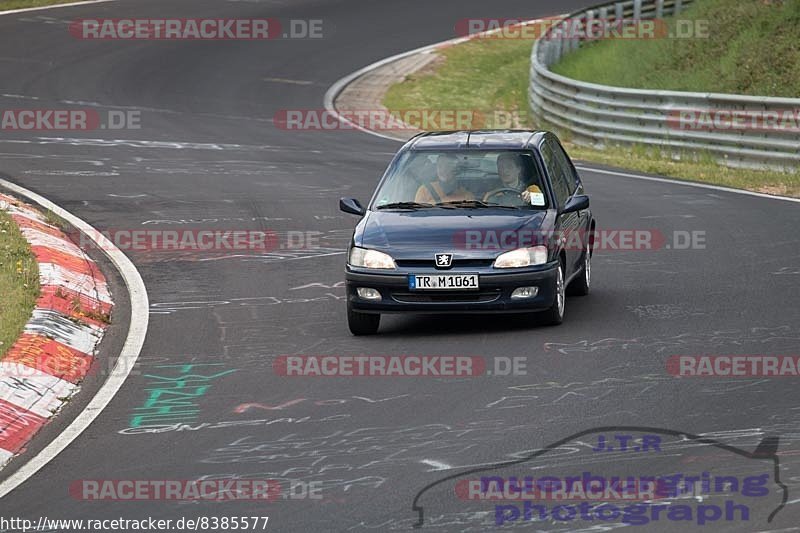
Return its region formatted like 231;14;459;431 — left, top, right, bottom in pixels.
562;194;589;214
340;197;365;216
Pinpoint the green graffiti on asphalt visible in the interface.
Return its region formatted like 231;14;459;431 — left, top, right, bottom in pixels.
129;363;238;428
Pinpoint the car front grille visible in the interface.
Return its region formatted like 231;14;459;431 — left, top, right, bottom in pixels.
391;290;501;304
395;259;494;268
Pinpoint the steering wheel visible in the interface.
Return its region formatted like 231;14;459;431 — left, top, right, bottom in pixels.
483;188;524;203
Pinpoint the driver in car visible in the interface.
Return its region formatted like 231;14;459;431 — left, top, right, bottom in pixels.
414;153;475;204
484;153;544;206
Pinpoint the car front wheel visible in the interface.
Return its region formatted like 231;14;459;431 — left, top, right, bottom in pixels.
347;302;380;335
567;248;591;296
540;261;565;326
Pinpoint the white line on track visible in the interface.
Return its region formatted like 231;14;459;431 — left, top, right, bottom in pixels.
574;166;800;204
323;24;800;205
263;77;314;85
0;178;148;499
0;0;116;16
420;459;452;471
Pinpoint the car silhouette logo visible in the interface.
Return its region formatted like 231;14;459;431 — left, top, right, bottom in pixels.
435;253;453;269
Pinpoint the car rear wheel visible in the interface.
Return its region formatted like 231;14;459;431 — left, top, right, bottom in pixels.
347;303;380;335
541;262;565;326
567;248;591;296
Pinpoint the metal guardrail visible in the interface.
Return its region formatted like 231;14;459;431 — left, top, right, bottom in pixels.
529;0;800;171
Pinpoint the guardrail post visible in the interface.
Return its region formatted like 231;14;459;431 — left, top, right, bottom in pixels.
544;39;554;66
599;6;608;25
655;0;664;18
633;0;642;19
615;2;624;23
585;10;595;41
538;39;547;66
571;18;581;51
674;0;683;15
556;26;565;61
553;30;562;62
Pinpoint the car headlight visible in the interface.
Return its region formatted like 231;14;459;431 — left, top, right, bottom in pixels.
349;246;396;269
493;246;548;268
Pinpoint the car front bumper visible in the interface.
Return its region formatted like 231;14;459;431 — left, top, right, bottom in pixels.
346;261;559;314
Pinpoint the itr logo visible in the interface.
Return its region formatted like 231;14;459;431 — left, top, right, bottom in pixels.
435;253;453;269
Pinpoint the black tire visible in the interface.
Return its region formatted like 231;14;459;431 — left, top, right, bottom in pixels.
567;248;591;296
540;261;565;326
347;303;380;335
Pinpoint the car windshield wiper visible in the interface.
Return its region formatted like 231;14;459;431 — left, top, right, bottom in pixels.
435;200;521;209
375;201;435;210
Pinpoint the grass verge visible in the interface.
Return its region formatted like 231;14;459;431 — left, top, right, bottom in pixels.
0;208;40;359
382;36;799;198
565;142;799;197
551;0;800;97
0;0;82;11
384;38;533;127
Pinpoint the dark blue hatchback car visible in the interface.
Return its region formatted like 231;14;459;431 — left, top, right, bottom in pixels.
339;130;595;335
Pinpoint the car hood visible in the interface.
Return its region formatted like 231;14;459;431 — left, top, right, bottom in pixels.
353;209;554;260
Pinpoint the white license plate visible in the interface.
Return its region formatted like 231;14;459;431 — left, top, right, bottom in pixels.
409;274;479;290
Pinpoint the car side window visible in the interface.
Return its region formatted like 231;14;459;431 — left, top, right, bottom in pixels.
541;141;570;207
550;139;579;195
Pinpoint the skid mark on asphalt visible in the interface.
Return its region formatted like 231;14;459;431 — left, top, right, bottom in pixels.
0;93;41;100
493;374;786;408
23;169;118;177
625;304;707;319
290;281;345;290
142;216;292;224
150;292;345;314
773;266;800;275
543;326;800;354
171;248;346;264
2;137;282;151
234;395;411;414
16;15;71;25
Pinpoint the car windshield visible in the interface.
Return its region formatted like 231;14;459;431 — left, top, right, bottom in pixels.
372;150;549;210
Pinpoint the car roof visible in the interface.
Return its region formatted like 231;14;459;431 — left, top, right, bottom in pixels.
404;130;549;151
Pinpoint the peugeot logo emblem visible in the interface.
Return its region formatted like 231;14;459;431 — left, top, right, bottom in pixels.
434;253;453;269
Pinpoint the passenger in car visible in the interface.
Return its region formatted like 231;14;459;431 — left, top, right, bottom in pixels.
414;154;475;204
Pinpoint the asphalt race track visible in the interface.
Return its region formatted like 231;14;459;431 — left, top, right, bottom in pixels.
1;0;799;531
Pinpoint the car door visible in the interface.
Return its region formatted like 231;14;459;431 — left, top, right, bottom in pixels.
550;137;591;270
540;137;581;278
